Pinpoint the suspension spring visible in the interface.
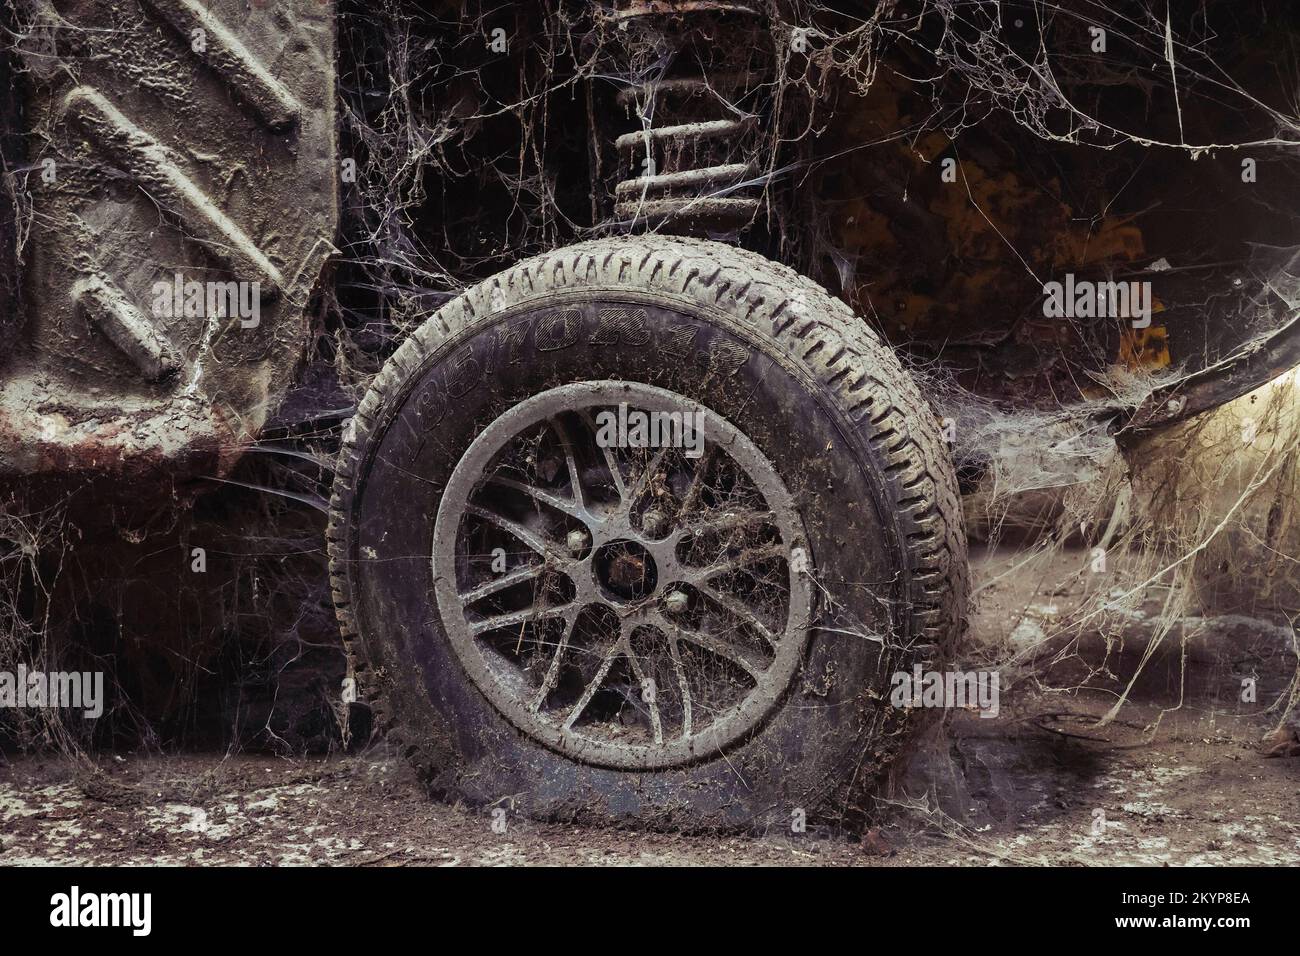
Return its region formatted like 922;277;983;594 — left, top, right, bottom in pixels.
611;1;770;235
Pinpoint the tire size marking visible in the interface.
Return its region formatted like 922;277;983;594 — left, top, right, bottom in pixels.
590;307;651;346
534;309;582;351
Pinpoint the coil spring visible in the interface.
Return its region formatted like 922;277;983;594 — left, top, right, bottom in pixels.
612;1;766;234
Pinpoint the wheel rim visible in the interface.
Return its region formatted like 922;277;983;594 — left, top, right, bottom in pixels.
433;381;813;770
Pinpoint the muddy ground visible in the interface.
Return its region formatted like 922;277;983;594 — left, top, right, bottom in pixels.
2;545;1298;866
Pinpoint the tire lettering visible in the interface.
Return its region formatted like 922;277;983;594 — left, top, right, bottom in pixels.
660;323;698;360
496;323;529;366
534;309;582;352
590;307;650;346
444;344;482;398
707;339;751;379
414;381;447;425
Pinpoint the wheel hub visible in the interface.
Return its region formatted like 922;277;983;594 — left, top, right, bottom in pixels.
594;539;658;602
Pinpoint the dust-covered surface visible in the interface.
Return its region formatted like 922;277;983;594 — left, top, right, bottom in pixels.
3;0;1300;866
2;545;1296;867
1;0;338;479
2;731;1295;866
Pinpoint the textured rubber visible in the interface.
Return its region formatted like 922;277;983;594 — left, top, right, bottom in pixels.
327;236;968;822
0;0;337;478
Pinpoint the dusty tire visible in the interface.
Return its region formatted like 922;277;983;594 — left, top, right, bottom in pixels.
328;237;967;830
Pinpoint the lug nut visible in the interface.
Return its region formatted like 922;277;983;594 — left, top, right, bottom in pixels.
566;529;589;555
663;590;689;614
643;509;667;537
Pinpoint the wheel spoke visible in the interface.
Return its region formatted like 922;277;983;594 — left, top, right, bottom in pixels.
626;444;670;505
530;613;575;712
623;635;664;745
562;644;621;730
469;603;574;637
695;542;787;579
666;635;693;739
650;612;764;682
460;564;545;605
547;415;587;512
693;582;778;649
487;475;582;518
465;504;567;563
677;509;773;541
577;409;627;500
677;445;715;518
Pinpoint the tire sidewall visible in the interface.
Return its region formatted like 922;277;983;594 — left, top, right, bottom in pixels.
346;288;935;829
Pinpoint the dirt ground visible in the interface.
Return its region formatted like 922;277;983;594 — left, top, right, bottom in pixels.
2;545;1298;866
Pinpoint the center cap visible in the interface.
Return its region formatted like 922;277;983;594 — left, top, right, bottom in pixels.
593;539;658;602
